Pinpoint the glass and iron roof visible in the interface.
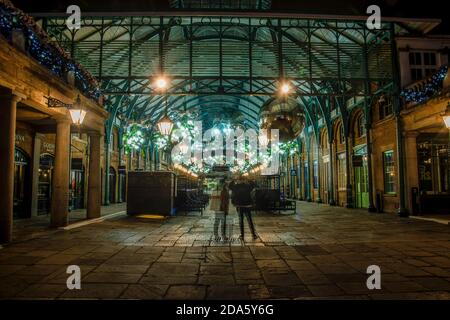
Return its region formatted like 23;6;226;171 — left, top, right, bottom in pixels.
36;10;439;131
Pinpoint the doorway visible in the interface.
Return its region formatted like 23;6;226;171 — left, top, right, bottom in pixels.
70;158;85;210
353;146;369;208
14;148;31;219
38;154;54;215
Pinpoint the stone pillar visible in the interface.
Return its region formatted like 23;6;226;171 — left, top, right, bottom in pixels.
316;142;322;203
0;93;21;243
103;138;110;205
396;115;408;217
366;124;376;212
87;132;102;219
50;118;71;228
345;135;353;208
31;133;44;217
404;131;419;214
328;139;336;206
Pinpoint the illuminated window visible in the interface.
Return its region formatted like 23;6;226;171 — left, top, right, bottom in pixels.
383;150;396;194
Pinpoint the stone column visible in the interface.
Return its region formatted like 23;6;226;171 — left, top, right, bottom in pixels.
328;139;336;205
316;142;322;203
50;118;71;228
103;138;110;205
0;93;21;243
404;131;420;214
87;132;102;219
366;124;376;212
345;135;353;208
31;133;44;217
396;115;408;217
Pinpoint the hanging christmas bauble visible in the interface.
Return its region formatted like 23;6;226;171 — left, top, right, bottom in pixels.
259;98;305;142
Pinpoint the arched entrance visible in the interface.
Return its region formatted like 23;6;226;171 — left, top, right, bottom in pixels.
109;166;117;203
38;153;54;215
14;148;31;219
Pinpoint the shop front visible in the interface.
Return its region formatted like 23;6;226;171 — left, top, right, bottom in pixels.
14;148;31;219
417;134;450;214
353;145;369;209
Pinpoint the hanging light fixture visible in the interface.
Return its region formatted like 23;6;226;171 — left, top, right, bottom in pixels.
156;79;174;136
46;93;87;125
68;95;87;125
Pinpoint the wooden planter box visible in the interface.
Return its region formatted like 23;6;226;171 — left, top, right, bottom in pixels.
127;171;176;216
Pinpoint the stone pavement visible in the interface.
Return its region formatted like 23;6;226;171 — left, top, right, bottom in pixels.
1;202;450;300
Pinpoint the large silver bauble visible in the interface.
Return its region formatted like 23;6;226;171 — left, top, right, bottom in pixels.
259;98;305;142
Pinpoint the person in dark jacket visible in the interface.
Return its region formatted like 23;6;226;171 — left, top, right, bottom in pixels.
230;178;258;240
213;180;230;241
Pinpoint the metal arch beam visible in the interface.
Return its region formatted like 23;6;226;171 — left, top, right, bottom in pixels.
144;95;262;125
131;77;268;119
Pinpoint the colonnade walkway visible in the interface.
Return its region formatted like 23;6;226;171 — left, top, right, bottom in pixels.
1;202;450;299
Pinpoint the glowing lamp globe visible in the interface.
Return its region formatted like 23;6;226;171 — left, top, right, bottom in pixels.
69;109;87;125
157;115;174;136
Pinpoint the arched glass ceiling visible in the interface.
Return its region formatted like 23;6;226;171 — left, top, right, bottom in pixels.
42;15;396;129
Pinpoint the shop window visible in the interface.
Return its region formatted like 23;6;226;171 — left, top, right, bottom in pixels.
356;114;366;138
418;141;449;193
423;52;436;66
408;51;438;83
409;52;422;65
411;68;423;81
383;150;396;194
337;153;346;190
379;96;393;120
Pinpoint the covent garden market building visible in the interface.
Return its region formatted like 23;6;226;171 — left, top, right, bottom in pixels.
0;0;449;244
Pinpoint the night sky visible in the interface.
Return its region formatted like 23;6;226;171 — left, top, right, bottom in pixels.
12;0;450;33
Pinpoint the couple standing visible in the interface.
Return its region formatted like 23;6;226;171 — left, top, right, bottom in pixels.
211;179;258;241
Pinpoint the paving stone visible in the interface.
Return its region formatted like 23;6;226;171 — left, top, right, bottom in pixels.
267;285;311;299
2;201;450;299
199;275;235;285
382;281;427;293
140;274;198;285
410;277;450;291
307;284;345;297
94;264;149;274
148;262;199;277
83;272;142;284
165;285;207;299
60;284;128;299
16;284;67;299
207;285;249;300
262;272;302;286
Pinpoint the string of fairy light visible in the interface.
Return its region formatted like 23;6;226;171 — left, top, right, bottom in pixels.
0;1;102;101
400;65;448;104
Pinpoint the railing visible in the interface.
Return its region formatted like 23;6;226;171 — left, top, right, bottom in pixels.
0;0;102;103
400;65;449;106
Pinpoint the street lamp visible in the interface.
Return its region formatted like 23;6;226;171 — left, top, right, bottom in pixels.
68;95;87;126
46;94;87;125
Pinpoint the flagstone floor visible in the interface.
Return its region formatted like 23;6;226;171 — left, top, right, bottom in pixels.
1;202;450;300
